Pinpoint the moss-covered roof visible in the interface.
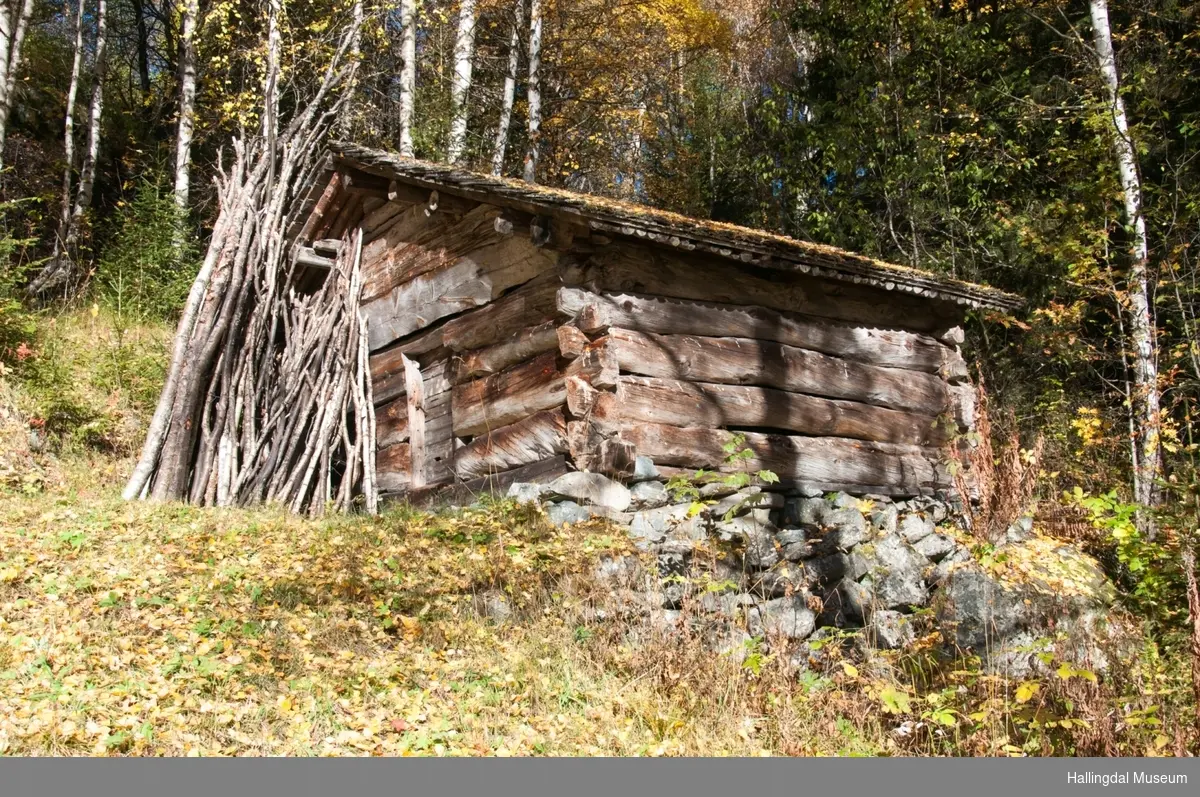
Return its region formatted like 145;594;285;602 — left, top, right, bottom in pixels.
327;142;1023;312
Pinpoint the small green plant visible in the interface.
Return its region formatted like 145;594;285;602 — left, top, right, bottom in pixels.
664;433;779;519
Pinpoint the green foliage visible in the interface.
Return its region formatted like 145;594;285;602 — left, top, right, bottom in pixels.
95;180;197;325
664;433;779;519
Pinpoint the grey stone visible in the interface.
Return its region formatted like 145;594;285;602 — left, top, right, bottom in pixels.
897;512;935;543
784;496;830;528
1003;515;1035;545
699;591;755;616
698;480;741;499
506;482;545;505
927;546;972;586
546;472;632;511
712;515;779;570
913;533;957;561
592;555;646;589
816;508;869;551
780;536;819;561
871;534;929;609
472;590;513;623
794;484;826;498
747;596;817;640
648;609;682;634
710;488;784;519
546;500;593;526
630;456;660;483
869;610;915;650
749;561;807;598
829;492;860;510
629;480;669;510
818;578;872;627
933;542;1116;657
627;503;704;546
705;623;753;663
869;503;899;536
805;552;852;586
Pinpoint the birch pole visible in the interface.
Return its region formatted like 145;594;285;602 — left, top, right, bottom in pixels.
490;0;522;176
522;0;541;183
446;0;477;165
398;0;417;156
1089;0;1161;510
174;0;199;216
0;0;35;173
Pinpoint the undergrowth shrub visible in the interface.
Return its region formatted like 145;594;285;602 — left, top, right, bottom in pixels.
948;376;1044;542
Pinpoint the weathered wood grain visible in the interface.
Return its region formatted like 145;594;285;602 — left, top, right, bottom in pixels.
602;327;949;415
622;423;949;494
396;455;571;506
575;245;954;333
589;375;945;446
556;287;963;375
454;408;568;480
567;420;635;477
376;442;412;492
361;236;558;350
556;323;590;358
376;395;410;447
401;355;427;489
453;321;559;381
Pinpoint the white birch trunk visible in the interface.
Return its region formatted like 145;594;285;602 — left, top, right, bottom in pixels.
523;0;542;183
1089;0;1161;508
54;0;86;259
398;0;417;157
174;0;198;215
490;0;522;176
0;0;35;171
446;0;477;165
66;0;109;254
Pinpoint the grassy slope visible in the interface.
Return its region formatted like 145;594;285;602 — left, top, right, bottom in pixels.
0;313;1195;757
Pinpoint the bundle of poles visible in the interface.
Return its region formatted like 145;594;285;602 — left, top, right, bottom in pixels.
123;24;378;515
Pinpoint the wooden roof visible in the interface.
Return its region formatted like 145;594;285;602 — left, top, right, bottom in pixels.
326;142;1023;312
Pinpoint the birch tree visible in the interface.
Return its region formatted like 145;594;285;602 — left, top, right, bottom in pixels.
523;0;541;183
174;0;199;217
446;0;477;165
1089;0;1161;510
398;0;417;156
0;0;35;172
53;0;86;265
490;0;523;176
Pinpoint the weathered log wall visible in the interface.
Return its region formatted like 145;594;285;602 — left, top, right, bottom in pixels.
296;163;975;499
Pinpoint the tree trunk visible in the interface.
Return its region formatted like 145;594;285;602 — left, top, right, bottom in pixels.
174;0;198;216
1089;0;1161;511
53;0;86;264
446;0;476;165
132;0;152;96
490;0;522;176
398;0;417;157
522;0;541;183
29;0;107;295
0;0;35;172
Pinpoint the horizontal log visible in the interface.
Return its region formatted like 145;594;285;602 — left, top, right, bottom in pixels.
455;409;568;480
451;344;615;437
567;420;635;477
361;235;559;350
295;247;335;270
362;200;407;234
369;271;562;402
622;423;949;494
592;376;946;446
602;327;948;415
556;287;961;375
311;238;343;257
654;465;920;497
577;244;956;333
453;321;559;381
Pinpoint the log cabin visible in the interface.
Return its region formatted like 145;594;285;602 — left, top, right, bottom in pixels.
289;142;1022;503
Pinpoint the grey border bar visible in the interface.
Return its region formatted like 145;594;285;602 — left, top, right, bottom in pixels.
1;758;1197;797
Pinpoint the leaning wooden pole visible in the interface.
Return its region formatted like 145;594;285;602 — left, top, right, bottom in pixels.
124;19;376;514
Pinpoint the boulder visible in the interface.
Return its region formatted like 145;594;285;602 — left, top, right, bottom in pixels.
506;482;545;505
627;503;705;546
710;488;784;519
749;561;807;598
777;528;819;561
933;539;1118;673
815;507;869;551
747;596;817;640
869;610;915;650
817;578;872;627
630;455;660;483
712;514;779;570
783;496;830;529
913;533;957;561
592;555;646;590
897;512;935;544
870;534;929;609
546;500;593;526
805;552;852;586
472;590;513;623
545;472;632;511
629;480;669;510
829;491;861;510
869;503;899;536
